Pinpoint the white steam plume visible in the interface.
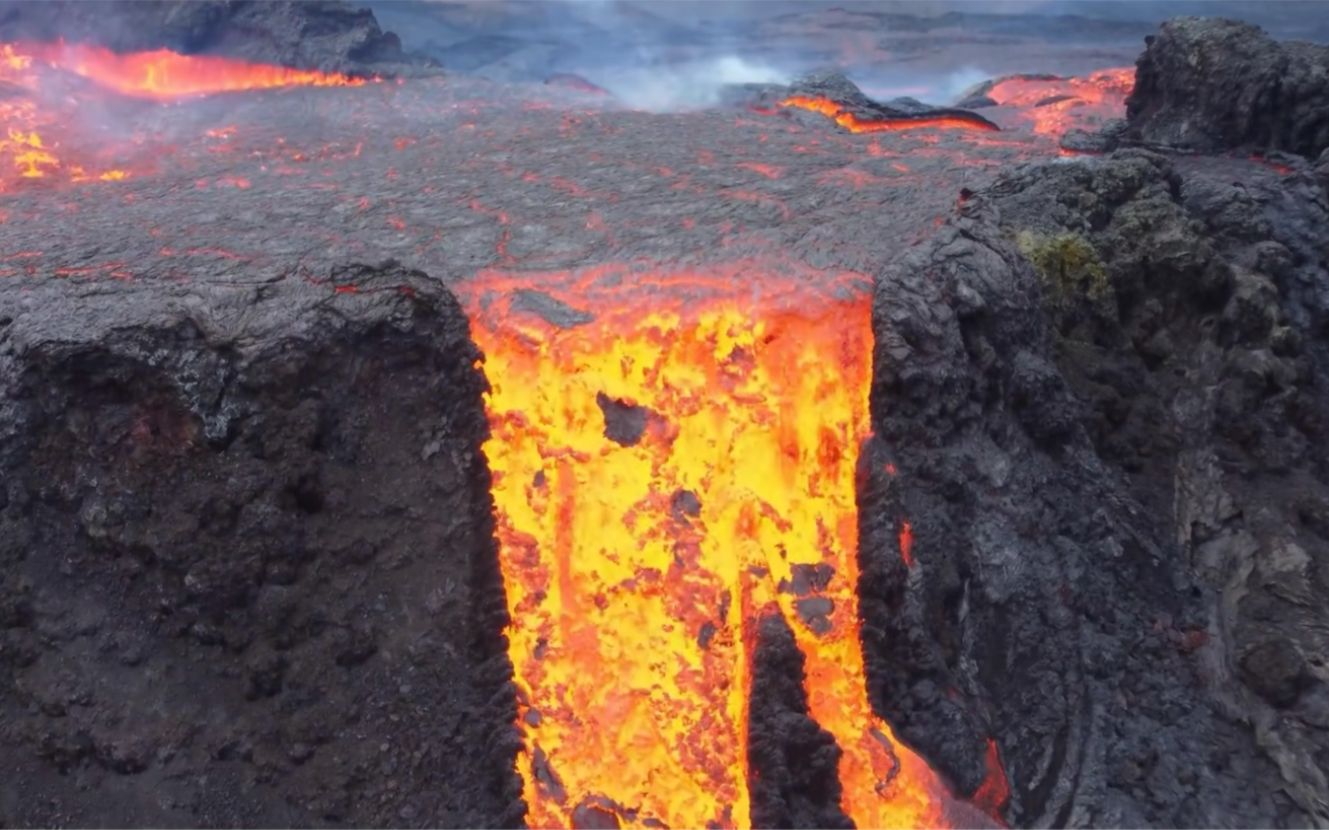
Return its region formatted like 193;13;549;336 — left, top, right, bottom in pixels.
593;55;790;112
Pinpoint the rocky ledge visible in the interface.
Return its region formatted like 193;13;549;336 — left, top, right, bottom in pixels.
0;263;521;827
859;146;1329;826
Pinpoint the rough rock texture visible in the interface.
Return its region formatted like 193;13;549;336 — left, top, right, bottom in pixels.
0;0;426;75
0;262;523;828
1124;17;1329;159
746;613;851;830
861;148;1329;827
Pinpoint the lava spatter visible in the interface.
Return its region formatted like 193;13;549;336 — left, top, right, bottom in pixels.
461;261;980;829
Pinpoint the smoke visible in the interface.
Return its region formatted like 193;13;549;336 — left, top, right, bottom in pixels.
591;55;790;111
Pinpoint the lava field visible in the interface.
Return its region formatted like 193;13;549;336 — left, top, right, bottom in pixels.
4;9;1329;830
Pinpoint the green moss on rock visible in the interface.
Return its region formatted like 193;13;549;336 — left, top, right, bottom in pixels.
1015;231;1115;323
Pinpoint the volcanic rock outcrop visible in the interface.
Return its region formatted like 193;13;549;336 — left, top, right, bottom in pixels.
1124;17;1329;158
861;148;1329;826
0;263;521;827
0;1;420;74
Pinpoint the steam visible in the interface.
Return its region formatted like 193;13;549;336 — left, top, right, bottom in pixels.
592;55;790;112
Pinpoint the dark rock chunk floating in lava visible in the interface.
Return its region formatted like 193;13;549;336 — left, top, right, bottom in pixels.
596;392;652;448
0;262;523;827
1125;16;1329;158
0;0;434;75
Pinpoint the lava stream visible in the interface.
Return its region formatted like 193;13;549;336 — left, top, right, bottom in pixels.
465;263;976;829
779;95;999;134
11;40;367;99
0;40;365;188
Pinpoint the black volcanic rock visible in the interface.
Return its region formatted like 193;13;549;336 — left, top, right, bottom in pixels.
0;262;522;827
0;0;425;74
861;147;1329;826
1125;17;1329;158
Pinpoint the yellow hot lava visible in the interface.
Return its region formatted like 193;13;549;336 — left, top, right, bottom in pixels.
464;263;972;829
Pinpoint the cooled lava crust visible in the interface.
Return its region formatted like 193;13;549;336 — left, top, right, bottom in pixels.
4;35;1329;830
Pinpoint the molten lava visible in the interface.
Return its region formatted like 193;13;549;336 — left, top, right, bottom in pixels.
0;40;365;189
463;263;984;829
15;40;368;100
779;95;999;134
986;68;1133;136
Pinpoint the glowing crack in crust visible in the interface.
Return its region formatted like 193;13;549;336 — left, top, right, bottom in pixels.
462;262;981;829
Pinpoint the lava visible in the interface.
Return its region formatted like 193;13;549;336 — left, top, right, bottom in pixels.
0;40;366;189
779;96;1000;134
13;40;368;100
985;68;1133;136
462;262;986;829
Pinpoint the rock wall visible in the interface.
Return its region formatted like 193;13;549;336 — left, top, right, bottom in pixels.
862;149;1329;827
1124;17;1329;159
0;263;522;827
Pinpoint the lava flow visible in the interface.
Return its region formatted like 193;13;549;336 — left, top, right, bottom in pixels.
464;262;981;829
779;95;1000;134
0;40;366;188
985;68;1133;136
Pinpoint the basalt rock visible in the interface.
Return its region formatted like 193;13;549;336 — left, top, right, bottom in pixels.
862;148;1329;826
0;262;522;828
0;0;429;75
1124;17;1329;159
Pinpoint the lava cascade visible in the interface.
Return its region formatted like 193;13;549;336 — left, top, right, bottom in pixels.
463;263;979;829
985;68;1133;136
0;40;365;188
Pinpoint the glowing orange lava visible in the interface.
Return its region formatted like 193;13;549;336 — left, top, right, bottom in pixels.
462;262;985;829
779;95;999;134
0;40;366;189
14;40;367;100
986;68;1134;137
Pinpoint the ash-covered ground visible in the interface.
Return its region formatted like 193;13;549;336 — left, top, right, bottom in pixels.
3;3;1329;829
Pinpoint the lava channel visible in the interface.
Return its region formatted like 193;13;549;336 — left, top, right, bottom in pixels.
462;261;992;829
779;95;1000;134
